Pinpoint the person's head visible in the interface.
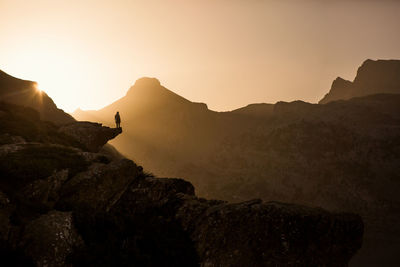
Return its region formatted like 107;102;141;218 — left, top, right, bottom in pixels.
116;111;119;114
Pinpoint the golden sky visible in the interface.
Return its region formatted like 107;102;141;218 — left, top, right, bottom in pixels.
1;0;399;112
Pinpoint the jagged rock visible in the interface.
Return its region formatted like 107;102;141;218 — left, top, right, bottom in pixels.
0;143;89;198
113;177;363;266
115;176;195;213
57;159;139;211
58;122;122;152
178;198;362;267
319;59;400;104
19;211;83;267
21;169;69;207
320;77;354;104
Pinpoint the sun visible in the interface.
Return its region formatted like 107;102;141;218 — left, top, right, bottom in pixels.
3;39;96;113
33;82;42;94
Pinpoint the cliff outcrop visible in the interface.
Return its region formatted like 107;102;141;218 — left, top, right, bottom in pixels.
59;122;122;152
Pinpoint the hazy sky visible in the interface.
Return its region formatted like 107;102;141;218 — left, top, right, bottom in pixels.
1;0;399;112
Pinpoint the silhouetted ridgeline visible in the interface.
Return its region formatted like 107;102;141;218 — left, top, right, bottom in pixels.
73;59;400;266
320;59;400;104
0;70;74;124
0;71;364;265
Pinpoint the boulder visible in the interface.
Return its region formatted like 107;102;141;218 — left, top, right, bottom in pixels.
113;177;364;266
59;121;122;152
177;198;363;267
19;211;83;267
57;159;140;212
21;169;69;207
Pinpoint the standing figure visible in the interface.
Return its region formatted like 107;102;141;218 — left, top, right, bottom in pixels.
115;111;121;128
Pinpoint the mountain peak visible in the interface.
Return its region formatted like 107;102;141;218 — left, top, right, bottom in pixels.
123;77;193;109
319;59;400;104
126;77;169;98
134;77;161;87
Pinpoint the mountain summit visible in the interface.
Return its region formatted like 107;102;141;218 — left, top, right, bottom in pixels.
320;59;400;104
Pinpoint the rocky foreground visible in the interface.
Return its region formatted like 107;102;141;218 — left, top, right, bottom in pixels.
0;101;363;266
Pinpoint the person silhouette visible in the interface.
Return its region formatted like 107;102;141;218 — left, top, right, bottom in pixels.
115;111;121;128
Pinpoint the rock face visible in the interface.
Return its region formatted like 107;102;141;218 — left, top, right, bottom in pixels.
59;122;122;152
319;59;400;104
0;69;74;124
114;179;363;266
57;159;139;211
0;100;363;266
20;211;83;267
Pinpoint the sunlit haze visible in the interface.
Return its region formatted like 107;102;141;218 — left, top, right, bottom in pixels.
1;0;399;112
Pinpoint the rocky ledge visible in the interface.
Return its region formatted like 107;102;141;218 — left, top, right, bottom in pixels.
59;121;122;152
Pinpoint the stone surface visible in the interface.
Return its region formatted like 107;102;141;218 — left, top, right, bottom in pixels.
59;121;122;152
114;177;364;267
57;159;139;211
21;169;69;207
20;211;83;267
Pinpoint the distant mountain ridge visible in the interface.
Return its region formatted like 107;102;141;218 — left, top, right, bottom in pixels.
0;70;74;124
73;59;400;266
319;59;400;104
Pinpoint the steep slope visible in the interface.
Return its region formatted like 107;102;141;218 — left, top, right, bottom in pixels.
72;77;230;175
0;99;363;266
73;60;400;266
319;59;400;104
0;70;74;124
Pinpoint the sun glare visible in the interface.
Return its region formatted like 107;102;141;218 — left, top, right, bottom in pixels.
34;83;42;94
3;40;97;112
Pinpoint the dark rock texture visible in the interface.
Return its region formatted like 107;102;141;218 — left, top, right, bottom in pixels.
319;59;400;104
113;177;363;267
20;211;83;267
59;121;122;152
57;158;139;211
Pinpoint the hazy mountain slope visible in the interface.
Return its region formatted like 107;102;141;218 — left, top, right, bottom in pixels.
0;70;74;124
73;77;250;175
319;59;400;104
73;59;400;266
0;93;363;266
